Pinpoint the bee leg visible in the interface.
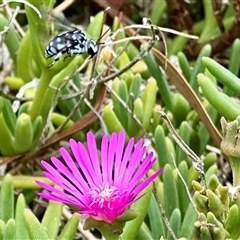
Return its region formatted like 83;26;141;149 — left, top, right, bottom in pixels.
47;52;63;68
63;54;71;62
63;48;73;62
63;47;83;62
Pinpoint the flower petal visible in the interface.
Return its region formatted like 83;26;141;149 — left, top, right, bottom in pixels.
113;131;125;184
106;132;118;184
101;134;109;182
69;139;96;185
50;157;87;193
128;153;155;189
61;142;90;190
132;168;163;196
77;142;97;185
121;145;146;185
86;132;102;183
117;137;134;183
41;161;79;193
36;181;80;205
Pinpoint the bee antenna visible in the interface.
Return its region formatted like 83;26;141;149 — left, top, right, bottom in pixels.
96;41;106;46
96;27;111;44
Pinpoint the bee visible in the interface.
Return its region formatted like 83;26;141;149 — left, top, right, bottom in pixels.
45;29;98;67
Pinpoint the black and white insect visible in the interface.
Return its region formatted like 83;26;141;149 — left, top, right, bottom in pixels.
45;29;99;67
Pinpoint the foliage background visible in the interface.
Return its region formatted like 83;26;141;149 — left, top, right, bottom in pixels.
0;0;240;239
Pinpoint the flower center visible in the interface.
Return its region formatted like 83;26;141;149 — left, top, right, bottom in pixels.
89;183;120;209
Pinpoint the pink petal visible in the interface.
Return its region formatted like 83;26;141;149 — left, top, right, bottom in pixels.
86;132;102;183
106;132;117;184
117;137;134;183
101;134;109;182
113;131;125;183
132;168;163;196
50;157;87;193
60;143;90;190
121;146;146;185
77;142;97;185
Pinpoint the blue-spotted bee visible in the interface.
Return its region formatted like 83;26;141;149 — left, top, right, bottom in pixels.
45;29;99;67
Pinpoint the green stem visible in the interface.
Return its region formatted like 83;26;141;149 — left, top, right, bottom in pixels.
29;69;55;121
0;175;52;189
97;226;121;240
84;218;123;240
229;157;240;186
30;56;83;124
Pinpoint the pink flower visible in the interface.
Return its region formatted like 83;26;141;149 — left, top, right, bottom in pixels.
36;131;162;223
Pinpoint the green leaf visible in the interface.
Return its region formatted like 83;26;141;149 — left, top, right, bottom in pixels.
86;11;104;40
178;52;191;81
24;209;49;240
163;164;179;218
167;208;181;239
203;56;240;96
16;30;36;82
148;194;165;239
15;194;30;240
141;80;157;129
115;81;129;130
121;184;153;240
0;220;5;239
0;111;15;156
3;219;15;240
175;122;191;165
0;14;20;64
198;73;240;120
190;44;211;93
180;203;198;237
177;161;190;216
103;105;126;134
57;213;80;240
2;98;16;135
154;125;170;167
142;47;173;110
0;175;14;223
224;204;240;239
135;223;154;240
41;201;63;239
13;113;33;153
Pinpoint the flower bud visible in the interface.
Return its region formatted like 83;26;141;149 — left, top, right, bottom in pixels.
220;117;240;186
221;116;240;157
